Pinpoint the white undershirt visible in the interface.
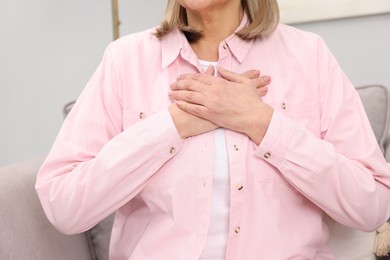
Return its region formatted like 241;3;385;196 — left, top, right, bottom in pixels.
198;60;230;260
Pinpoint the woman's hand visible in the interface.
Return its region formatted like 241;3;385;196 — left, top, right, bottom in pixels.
239;69;270;97
169;67;274;144
168;103;218;139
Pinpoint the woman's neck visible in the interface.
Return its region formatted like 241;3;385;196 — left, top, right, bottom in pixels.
186;3;243;61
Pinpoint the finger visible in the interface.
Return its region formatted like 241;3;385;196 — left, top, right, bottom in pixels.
257;86;268;97
255;76;271;88
240;70;260;80
218;67;249;84
171;78;207;92
175;100;209;119
177;72;215;85
169;90;206;105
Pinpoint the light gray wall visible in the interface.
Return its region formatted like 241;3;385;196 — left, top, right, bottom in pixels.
294;14;390;90
0;1;166;166
0;2;389;166
1;0;109;166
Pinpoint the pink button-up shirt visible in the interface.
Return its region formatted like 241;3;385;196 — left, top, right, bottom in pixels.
36;19;390;259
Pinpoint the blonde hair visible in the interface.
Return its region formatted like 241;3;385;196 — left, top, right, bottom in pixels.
155;0;279;42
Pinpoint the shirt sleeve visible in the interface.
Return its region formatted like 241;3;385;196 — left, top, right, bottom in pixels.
255;36;390;232
35;42;183;234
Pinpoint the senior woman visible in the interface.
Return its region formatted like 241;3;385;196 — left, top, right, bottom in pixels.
36;0;390;259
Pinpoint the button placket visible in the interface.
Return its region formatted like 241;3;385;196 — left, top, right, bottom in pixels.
225;132;245;242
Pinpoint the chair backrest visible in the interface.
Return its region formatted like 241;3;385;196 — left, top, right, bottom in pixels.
0;157;92;260
63;100;76;118
356;85;390;157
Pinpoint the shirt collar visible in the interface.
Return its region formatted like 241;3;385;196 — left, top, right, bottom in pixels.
224;14;254;63
160;28;188;69
160;13;254;69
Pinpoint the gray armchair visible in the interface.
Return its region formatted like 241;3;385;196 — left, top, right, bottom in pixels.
1;85;389;260
356;85;390;158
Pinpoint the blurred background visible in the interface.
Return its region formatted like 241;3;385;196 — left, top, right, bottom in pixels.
0;0;389;166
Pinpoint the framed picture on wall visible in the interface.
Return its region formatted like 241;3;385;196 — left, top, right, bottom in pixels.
279;0;390;24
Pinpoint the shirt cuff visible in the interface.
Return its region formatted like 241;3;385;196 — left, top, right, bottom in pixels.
121;108;184;160
254;110;297;167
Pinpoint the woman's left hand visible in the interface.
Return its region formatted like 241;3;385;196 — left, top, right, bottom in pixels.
169;67;274;145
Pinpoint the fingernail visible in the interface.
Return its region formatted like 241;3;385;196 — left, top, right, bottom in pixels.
263;76;271;82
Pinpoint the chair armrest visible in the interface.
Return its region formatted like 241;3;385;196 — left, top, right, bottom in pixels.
325;213;376;260
0;157;92;260
384;137;390;162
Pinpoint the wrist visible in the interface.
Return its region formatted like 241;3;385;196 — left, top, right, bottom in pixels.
168;104;187;139
246;105;273;145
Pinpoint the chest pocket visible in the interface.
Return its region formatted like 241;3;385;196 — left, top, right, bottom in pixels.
122;108;197;192
275;99;320;134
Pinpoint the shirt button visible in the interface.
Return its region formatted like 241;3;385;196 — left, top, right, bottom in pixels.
281;102;287;110
169;147;176;154
233;145;239;151
223;44;227;50
236;184;244;191
234;226;241;234
139;112;144;119
264;152;271;159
